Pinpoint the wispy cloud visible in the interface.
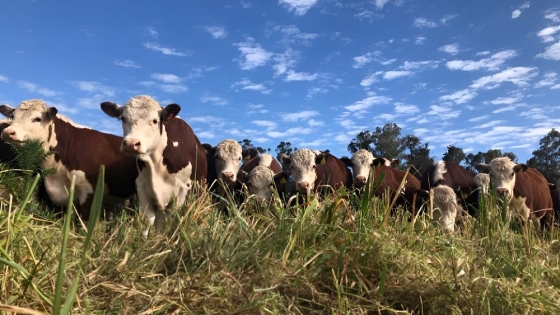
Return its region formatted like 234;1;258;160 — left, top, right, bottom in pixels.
536;40;560;60
232;78;272;94
273;48;300;76
114;59;141;68
383;70;412;80
534;72;557;88
438;43;459;55
0;75;8;83
146;27;159;38
440;88;478;104
71;81;114;96
446;50;517;71
205;26;228;39
279;0;318;16
200;92;228;105
413;17;438;28
344;95;391;111
470;67;539;89
415;36;426;45
17;81;59;97
234;36;273;70
440;14;457;24
143;42;188;56
148;73;188;93
374;0;390;9
537;25;560;43
284;70;318;81
150;73;182;84
281;110;319;122
511;2;530;19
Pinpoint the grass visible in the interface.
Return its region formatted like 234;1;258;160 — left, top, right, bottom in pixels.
0;162;560;314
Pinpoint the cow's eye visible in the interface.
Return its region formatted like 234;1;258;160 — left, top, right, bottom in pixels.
511;172;515;177
32;117;41;123
119;117;126;123
152;119;158;124
312;165;316;169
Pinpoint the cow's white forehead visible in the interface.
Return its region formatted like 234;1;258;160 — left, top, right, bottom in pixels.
351;149;374;165
249;165;274;185
433;185;456;203
215;139;241;156
290;149;317;168
259;154;273;168
488;157;515;174
13;99;48;118
123;95;161;117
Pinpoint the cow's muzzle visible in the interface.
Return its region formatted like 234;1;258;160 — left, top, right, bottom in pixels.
121;138;142;154
354;175;367;187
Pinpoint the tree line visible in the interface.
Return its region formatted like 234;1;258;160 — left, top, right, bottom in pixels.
239;123;560;183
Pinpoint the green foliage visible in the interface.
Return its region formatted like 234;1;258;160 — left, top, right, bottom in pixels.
526;128;560;183
9;139;56;193
275;141;297;155
442;144;467;164
238;139;270;154
465;149;519;173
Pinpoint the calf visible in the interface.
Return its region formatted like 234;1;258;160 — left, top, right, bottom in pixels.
0;100;138;220
419;160;479;216
474;173;490;195
101;95;207;235
476;157;553;231
281;149;352;197
237;153;288;205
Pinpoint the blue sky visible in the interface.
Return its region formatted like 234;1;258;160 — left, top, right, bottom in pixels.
1;0;559;163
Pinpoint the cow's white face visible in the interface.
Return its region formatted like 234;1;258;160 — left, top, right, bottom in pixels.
477;157;526;202
0;100;58;150
101;95;178;159
432;185;461;232
246;165;276;201
288;149;319;194
214;139;242;184
474;173;490;195
349;149;375;187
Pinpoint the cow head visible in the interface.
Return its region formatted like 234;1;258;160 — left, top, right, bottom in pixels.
432;185;462;233
0;99;58;150
239;166;289;203
214;139;242;184
341;149;392;187
101;95;179;158
473;173;490;195
476;157;527;202
242;147;259;162
284;149;326;195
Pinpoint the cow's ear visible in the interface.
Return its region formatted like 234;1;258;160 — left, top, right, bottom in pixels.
278;154;290;164
46;107;58;121
162;103;181;122
371;157;387;167
315;153;328;165
391;159;400;168
340;156;353;167
476;163;490;174
513;164;528;174
0;105;15;118
100;102;124;119
201;143;214;155
274;171;290;184
237;170;249;184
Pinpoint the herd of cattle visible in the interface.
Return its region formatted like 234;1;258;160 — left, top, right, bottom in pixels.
0;95;559;235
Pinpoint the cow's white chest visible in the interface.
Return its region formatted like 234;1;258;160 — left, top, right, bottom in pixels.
508;196;529;220
42;158;93;206
137;162;193;210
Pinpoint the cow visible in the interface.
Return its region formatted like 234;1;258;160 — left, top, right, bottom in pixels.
0;99;138;221
242;147;259;163
476;157;553;231
430;185;462;232
280;149;352;198
474;173;490;196
202;139;243;213
237;153;288;205
101;95;207;236
549;183;560;222
340;149;421;210
419;160;479;217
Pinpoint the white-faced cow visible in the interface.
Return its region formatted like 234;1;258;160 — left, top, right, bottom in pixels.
0;100;138;220
431;185;462;232
101;95;207;236
473;173;490;196
237;153;289;205
281;149;352;197
476;157;553;231
419;160;479;217
340;149;421;210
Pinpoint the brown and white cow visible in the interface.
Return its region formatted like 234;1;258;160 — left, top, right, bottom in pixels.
419;160;479;217
473;173;490;196
237;153;289;204
280;149;352;197
101;95;207;236
0;99;138;220
431;185;462;232
476;158;553;230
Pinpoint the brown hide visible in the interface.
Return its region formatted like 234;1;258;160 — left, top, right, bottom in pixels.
314;153;353;195
513;168;553;226
391;168;421;208
51;118;138;218
420;161;479;216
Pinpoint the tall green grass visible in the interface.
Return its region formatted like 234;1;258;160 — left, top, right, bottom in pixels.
0;163;559;314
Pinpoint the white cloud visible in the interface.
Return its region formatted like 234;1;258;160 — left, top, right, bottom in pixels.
150;73;182;84
279;0;318;16
232;78;272;94
344;95;391;111
413;17;438;28
234;37;273;70
534;72;557;88
307;87;328;98
394;102;420;114
439;88;478;104
374;0;390;9
241;0;252;8
470;67;539;89
252;120;277;130
143;42;187;56
469;115;489;122
544;9;560;23
511;2;530;19
383;70;412;80
200;93;228;105
159;84;188;93
146;27;159;38
415;36;426;45
0;75;8;83
17;81;59;97
426;105;461;119
446;49;517;71
537;25;560;43
399;60;440;71
489;95;522;105
71;81;114;96
352;51;380;68
308;119;324;126
273;48;300;76
360;72;382;87
536;40;560;61
206;26;228;39
281;110;319;122
284;70;318;81
440;14;457;24
115;59;141;68
475;120;506;129
438;43;459;55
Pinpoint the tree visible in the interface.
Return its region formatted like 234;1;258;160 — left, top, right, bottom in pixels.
401;134;432;179
465;149;520;173
238;139;267;154
275;141;296;156
526;128;560;183
347;131;374;153
442;145;466;165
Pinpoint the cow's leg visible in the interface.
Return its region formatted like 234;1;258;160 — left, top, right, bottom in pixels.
137;185;156;237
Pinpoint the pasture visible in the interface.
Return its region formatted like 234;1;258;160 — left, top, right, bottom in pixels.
1;160;560;314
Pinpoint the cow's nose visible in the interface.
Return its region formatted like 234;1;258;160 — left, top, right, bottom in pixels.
123;139;141;152
355;176;367;186
496;188;508;197
222;171;235;182
298;182;309;190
